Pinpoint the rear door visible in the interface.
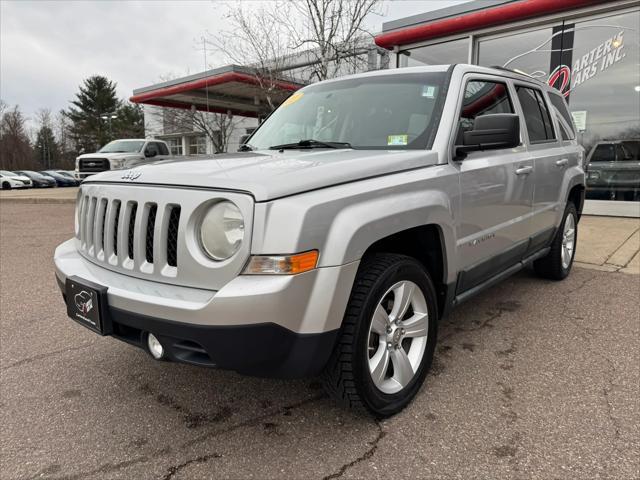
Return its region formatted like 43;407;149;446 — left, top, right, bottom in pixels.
513;84;566;252
453;75;535;293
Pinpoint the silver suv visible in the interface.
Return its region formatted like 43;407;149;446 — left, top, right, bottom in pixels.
54;65;585;416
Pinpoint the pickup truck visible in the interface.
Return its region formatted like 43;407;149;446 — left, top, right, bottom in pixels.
54;65;585;416
75;139;170;179
585;140;639;201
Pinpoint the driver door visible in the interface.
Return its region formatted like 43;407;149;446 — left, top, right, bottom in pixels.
453;75;535;293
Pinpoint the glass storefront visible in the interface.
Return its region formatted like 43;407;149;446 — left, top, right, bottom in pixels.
396;6;640;203
398;37;469;67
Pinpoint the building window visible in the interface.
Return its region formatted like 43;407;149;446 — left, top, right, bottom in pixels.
189;135;206;155
477;26;557;77
568;10;639;202
398;37;469;67
165;138;182;155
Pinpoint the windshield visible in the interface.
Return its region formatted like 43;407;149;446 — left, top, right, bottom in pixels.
0;170;18;177
247;72;447;151
98;140;145;153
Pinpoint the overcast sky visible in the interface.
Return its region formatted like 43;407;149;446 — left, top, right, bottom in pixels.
0;0;467;129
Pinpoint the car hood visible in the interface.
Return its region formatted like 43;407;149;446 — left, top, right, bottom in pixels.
85;149;439;201
9;175;31;182
78;152;142;159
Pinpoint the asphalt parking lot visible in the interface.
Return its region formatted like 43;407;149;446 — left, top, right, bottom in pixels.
1;203;638;480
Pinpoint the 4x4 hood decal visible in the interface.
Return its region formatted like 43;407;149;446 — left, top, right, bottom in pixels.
84;149;439;201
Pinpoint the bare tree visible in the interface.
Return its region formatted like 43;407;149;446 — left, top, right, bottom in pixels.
285;0;381;81
207;0;381;112
206;4;294;111
0;105;35;170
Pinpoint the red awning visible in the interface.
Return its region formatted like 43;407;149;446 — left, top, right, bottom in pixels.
130;66;304;118
375;0;607;50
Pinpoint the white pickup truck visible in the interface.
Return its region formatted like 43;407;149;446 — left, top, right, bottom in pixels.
75;139;170;180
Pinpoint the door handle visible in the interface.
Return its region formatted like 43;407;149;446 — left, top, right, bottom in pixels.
515;166;533;175
556;158;569;167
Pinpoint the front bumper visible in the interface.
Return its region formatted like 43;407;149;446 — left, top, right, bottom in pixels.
54;239;359;377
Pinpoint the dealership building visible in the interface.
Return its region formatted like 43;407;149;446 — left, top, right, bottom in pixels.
133;0;639;211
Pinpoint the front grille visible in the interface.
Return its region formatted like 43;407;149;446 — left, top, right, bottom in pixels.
78;194;181;271
79;158;109;173
74;184;252;291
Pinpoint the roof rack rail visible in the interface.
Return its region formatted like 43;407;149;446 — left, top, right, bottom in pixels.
489;66;544;83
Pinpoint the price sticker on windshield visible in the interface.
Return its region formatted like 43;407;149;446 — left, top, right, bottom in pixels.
282;92;304;107
388;135;408;146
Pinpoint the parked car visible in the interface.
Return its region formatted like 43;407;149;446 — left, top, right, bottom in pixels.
75;139;170;180
41;170;80;187
54;65;585;416
0;170;32;189
585;139;640;201
56;170;78;180
14;170;57;188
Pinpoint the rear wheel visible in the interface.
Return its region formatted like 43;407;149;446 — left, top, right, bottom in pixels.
322;254;438;417
534;202;578;280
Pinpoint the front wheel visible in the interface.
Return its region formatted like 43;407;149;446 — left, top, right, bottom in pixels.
1;181;11;190
534;202;578;280
322;254;438;417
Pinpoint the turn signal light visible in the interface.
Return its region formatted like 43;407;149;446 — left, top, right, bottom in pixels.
244;250;319;275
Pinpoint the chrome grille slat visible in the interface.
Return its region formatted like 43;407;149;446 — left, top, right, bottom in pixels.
84;197;97;253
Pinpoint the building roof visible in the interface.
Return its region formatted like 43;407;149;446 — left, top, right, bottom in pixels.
130;65;305;118
375;0;609;49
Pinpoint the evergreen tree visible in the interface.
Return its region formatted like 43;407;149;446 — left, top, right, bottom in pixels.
64;75;121;152
34;124;59;169
114;103;145;139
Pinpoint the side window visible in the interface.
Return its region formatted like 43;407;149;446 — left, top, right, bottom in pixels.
456;80;514;144
591;144;614;162
145;143;159;156
548;93;575;140
515;86;556;143
156;142;169;156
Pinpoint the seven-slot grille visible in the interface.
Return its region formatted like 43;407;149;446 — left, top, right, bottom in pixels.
77;193;181;272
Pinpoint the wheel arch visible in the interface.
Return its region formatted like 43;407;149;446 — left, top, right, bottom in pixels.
360;224;450;319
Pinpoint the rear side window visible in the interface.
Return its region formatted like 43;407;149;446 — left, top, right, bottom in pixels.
156;142;170;156
591;144;615;162
515;86;556;143
548;93;575;140
456;80;514;144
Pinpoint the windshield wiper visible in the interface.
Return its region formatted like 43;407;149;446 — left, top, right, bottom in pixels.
269;139;351;150
238;144;254;152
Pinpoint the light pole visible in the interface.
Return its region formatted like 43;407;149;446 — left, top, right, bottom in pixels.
100;113;118;141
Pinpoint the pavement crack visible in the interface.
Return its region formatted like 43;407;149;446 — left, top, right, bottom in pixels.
322;422;386;480
160;453;222;480
1;343;93;371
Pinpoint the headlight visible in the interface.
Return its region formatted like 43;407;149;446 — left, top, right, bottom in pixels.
199;201;244;261
109;159;124;169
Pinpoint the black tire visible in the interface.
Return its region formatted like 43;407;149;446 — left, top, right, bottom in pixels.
1;181;10;190
322;253;438;417
534;202;578;280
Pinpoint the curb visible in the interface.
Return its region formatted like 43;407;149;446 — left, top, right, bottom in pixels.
0;197;76;205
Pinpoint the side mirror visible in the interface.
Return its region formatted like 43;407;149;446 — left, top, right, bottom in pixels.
145;149;157;158
456;114;520;159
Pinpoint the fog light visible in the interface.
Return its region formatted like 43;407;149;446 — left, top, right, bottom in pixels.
147;333;164;359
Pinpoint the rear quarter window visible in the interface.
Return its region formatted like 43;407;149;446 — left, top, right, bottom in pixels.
515;86;556;143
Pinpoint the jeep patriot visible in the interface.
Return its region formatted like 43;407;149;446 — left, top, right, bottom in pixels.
54;65;585;416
